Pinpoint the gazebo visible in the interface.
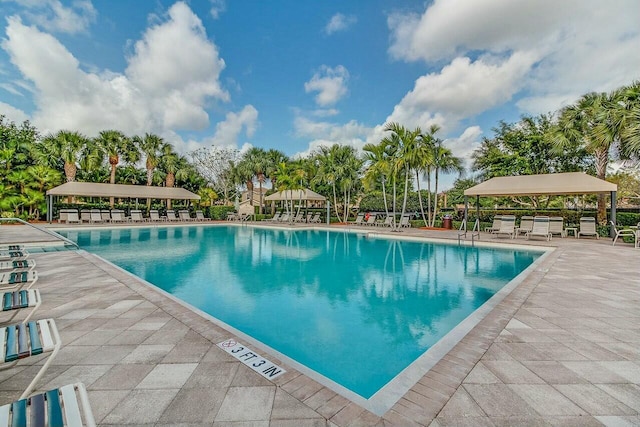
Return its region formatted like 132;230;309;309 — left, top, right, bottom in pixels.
264;188;329;223
45;182;200;222
462;172;618;236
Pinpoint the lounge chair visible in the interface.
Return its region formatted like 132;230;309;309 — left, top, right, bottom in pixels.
485;215;502;233
292;212;305;223
0;382;96;427
549;217;566;237
309;213;321;223
526;216;551;241
129;210;145;222
195;210;210;221
378;215;395;228
577;217;599;239
610;221;636;246
493;215;516;239
352;213;364;225
635;223;640;249
0;245;23;252
515;216;534;238
66;211;82;224
0;250;29;261
57;209;71;223
2;289;41;324
399;215;412;228
178;210;193;221
364;214;377;226
262;212;280;222
0;318;61;399
0;270;38;290
0;259;36;272
100;210;111;222
89;209;103;224
110;210;127;223
166;210;179;221
149;210;165;222
279;213;290;222
226;212;238;221
80;210;91;223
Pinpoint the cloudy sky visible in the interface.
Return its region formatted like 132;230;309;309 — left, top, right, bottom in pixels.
1;0;639;188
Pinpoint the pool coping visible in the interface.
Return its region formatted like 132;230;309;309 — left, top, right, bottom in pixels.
55;223;555;416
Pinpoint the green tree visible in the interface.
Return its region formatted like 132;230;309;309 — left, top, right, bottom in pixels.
95;130;136;207
430;139;463;226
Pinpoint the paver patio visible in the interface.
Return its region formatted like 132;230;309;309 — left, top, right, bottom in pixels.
0;222;638;426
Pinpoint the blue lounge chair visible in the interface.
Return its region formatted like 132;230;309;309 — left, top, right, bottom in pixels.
0;270;38;290
1;289;41;324
0;260;36;272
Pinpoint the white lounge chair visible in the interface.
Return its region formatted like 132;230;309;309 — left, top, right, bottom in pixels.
80;210;91;223
515;216;534;238
0;259;36;271
364;214;377;226
352;213;364;225
399;215;412;228
262;212;281;222
166;210;179;221
0;270;38;290
279;213;290;222
0;383;96;427
549;217;566;237
110;210;127;223
485;215;502;233
178;210;193;221
195;210;210;221
149;210;165;222
577;217;599;239
0;245;23;252
526;216;551;241
2;289;41;324
610;221;636;246
0;318;61;399
493;215;516;238
0;250;29;261
378;215;395;228
100;210;111;222
89;209;103;224
308;213;321;223
292;212;305;223
66;211;82;224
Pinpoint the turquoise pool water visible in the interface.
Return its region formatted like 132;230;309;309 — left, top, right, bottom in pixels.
59;226;541;399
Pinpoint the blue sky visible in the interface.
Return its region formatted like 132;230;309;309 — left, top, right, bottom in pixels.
1;0;639;189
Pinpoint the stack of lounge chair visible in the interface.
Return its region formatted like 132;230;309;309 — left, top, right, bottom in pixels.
0;242;97;426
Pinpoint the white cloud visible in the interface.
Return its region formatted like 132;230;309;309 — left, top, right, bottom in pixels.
2;0;97;34
292;115;372;158
324;13;357;35
0;101;28;123
201;105;258;148
1;2;229;138
443;126;482;170
209;0;226;19
304;65;349;107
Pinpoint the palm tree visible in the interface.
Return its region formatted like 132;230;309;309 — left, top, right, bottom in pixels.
415;126;438;226
95;130;135;207
242;147;269;213
430;140;463;226
42;130;88;183
27;165;62;193
363;141;392;217
135;133;164;209
265;149;289;191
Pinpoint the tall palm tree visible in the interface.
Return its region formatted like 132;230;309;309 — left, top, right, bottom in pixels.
242;147;269;213
415;126;438;226
95;130;135;207
265;148;289;191
42;130;88;183
363;141;392;217
430;140;463;226
135;133;165;209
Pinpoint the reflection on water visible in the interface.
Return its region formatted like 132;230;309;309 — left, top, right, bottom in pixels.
60;226;541;398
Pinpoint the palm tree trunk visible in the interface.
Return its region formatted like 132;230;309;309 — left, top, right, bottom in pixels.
400;168;410;230
381;177;389;216
431;168;440;227
416;170;427;226
426;170;432;225
595;148;608;224
146;167;153;211
332;183;341;222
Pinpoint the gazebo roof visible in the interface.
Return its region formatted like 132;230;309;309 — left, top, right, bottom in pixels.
46;182;200;200
464;172;617;197
264;188;326;201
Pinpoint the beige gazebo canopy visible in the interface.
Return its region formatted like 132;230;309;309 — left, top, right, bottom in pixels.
264;188;326;202
461;172;619;237
45;182;200;222
464;172;617;196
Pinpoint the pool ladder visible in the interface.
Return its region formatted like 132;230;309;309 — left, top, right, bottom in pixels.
457;219;480;247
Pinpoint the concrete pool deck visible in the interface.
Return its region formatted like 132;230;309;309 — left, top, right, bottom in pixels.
1;222;638;426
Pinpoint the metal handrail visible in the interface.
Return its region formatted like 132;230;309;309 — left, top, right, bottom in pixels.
0;217;79;249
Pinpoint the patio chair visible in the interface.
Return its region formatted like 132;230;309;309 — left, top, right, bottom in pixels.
166;210;179;221
149;210;165;222
292;212;305;223
0;318;61;399
577;217;599;239
0;259;36;272
515;216;534;238
178;210;192;221
0;246;23;252
58;209;70;223
2;289;41;324
610;221;636;246
526;216;552;241
129;210;145;222
66;211;82;224
110;210;127;223
352;213;364;225
493;215;516;239
262;212;280;222
0;270;38;290
485;216;502;233
226;212;238;221
195;210;210;221
89;209;103;224
309;213;321;223
364;214;377;226
549;217;566;237
279;213;290;222
0;251;29;262
378;215;395;228
80;210;91;223
399;215;412;228
0;382;96;427
100;210;111;222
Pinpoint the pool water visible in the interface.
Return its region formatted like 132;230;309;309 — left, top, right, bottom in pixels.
60;226;541;399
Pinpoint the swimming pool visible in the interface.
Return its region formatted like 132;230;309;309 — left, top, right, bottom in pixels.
59;225;543;410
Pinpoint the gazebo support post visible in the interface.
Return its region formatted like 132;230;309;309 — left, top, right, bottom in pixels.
610;191;617;238
463;196;468;232
47;195;53;223
326;202;330;225
476;196;480;228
